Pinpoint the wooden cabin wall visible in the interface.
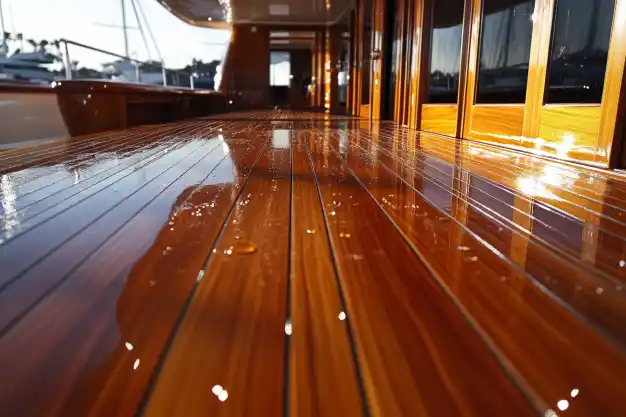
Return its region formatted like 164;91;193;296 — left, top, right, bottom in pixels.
348;0;626;168
220;25;271;107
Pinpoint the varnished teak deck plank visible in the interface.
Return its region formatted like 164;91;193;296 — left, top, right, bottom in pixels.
328;129;626;416
289;132;365;417
0;111;625;417
142;141;291;417
306;132;538;416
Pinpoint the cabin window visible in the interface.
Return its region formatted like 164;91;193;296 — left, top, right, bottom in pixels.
545;0;615;103
427;0;465;103
361;0;373;105
270;51;291;86
476;0;535;103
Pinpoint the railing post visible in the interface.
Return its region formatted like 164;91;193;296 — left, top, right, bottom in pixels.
63;41;72;80
134;62;141;83
162;67;167;86
190;75;195;89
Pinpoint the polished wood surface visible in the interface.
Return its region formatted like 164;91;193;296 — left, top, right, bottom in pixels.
420;104;458;136
461;0;528;144
220;25;271;107
1;110;626;417
464;105;525;143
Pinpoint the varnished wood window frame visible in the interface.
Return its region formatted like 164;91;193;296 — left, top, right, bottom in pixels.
523;0;626;167
349;0;624;167
416;0;473;137
460;0;535;150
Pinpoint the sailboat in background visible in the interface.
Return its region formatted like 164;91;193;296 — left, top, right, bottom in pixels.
0;0;166;85
100;0;166;84
0;2;57;84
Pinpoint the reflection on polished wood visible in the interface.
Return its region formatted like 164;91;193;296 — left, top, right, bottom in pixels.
1;110;626;417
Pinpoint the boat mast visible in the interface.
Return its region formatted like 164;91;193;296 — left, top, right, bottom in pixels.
0;0;7;53
121;0;130;58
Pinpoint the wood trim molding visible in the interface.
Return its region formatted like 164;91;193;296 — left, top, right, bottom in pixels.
601;0;626;166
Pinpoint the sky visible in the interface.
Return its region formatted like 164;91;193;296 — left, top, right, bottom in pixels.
1;0;230;69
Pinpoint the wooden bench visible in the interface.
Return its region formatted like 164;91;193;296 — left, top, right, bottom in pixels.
0;80;229;144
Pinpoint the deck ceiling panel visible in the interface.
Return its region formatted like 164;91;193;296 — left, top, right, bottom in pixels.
157;0;354;26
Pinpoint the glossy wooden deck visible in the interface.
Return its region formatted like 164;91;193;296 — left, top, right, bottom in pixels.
1;110;625;417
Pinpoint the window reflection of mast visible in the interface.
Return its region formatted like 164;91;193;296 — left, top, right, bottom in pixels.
584;0;599;52
502;6;514;68
0;0;7;52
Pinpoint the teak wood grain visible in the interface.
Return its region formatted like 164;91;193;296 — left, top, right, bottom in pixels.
1;111;626;417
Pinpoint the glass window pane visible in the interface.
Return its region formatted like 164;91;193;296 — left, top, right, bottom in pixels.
270;51;291;86
476;0;535;103
546;0;615;103
428;0;464;103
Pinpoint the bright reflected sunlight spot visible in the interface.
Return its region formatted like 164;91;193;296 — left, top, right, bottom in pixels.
218;390;229;402
338;311;346;321
571;388;579;398
516;176;557;199
284;320;292;336
557;399;569;411
212;384;228;402
125;342;134;351
272;130;291;149
133;359;140;370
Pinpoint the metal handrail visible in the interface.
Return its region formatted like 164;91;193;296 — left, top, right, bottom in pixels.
59;38;195;88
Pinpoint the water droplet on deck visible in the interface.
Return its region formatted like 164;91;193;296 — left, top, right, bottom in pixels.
168;221;175;226
125;342;134;351
339;233;351;238
232;242;257;254
285;320;292;335
596;287;604;295
467;256;478;262
338;311;346;320
350;254;365;261
306;229;316;234
149;280;156;287
456;245;471;252
330;211;336;216
170;228;175;231
133;359;140;370
557;399;569;411
233;220;238;224
620;260;626;268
